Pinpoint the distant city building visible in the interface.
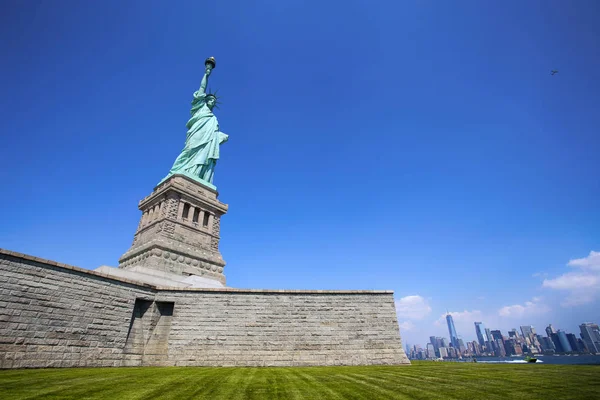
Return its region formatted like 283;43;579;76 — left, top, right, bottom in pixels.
446;314;460;348
457;338;466;354
429;336;439;356
485;328;492;343
546;324;557;337
504;339;515;355
474;322;487;346
471;341;482;356
577;338;588;353
520;325;535;339
429;336;447;357
411;345;426;360
508;329;519;340
439;347;448;358
556;330;572;353
441;337;449;348
492;339;506;357
447;346;458;358
566;333;581;353
515;343;523;355
537;335;555;353
529;333;543;353
426;343;436;359
467;341;474;354
550;333;564;353
579;323;600;353
490;330;503;342
504;339;523;356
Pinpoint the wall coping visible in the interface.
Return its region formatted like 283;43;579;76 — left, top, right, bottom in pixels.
0;248;394;295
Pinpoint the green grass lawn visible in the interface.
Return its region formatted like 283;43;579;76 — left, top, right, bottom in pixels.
1;361;599;400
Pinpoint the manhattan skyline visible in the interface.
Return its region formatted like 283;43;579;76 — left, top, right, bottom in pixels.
1;1;599;350
409;321;600;359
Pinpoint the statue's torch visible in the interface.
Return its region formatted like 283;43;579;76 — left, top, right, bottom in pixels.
205;57;216;74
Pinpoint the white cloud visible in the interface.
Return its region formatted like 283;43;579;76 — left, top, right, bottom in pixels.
560;292;597;307
395;295;431;320
498;297;550;318
542;251;600;307
434;310;483;327
543;273;598;290
398;320;415;331
567;251;600;271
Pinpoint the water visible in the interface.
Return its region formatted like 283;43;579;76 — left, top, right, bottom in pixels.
471;355;600;365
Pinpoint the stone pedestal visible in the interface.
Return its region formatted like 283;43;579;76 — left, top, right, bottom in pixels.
118;174;228;285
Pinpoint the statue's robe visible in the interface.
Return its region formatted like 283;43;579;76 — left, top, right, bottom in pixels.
167;91;228;184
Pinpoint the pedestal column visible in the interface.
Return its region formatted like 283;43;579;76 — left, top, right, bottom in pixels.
118;174;228;285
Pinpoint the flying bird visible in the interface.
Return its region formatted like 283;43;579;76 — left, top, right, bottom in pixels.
551;70;559;75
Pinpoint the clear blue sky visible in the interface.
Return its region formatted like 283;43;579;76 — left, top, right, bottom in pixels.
1;0;599;346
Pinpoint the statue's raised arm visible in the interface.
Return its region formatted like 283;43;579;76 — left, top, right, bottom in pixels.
161;57;228;190
196;57;215;97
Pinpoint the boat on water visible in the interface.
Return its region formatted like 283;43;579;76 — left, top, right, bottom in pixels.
524;356;538;363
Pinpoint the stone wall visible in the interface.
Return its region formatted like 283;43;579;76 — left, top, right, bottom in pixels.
157;290;408;366
0;250;156;369
0;249;409;368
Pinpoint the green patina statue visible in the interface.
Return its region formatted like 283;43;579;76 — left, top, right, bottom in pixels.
161;57;228;189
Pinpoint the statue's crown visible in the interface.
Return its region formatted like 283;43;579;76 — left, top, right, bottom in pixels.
206;89;221;108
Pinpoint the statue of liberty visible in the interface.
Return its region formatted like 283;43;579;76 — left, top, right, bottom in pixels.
161;57;228;189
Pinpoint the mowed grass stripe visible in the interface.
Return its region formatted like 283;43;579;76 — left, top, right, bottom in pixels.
380;363;548;399
136;368;215;400
1;362;599;399
339;371;450;400
293;368;351;400
211;367;259;400
0;368;139;400
375;365;493;399
374;365;520;398
380;363;599;399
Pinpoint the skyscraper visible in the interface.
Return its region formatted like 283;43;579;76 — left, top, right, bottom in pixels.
520;325;535;340
545;324;556;337
566;333;580;353
579;323;600;353
557;330;572;353
426;343;436;359
429;336;445;357
485;328;492;343
439;347;448;358
490;330;503;342
446;314;459;348
550;333;564;352
457;338;466;353
474;322;486;346
492;339;506;357
537;334;555;352
429;336;438;352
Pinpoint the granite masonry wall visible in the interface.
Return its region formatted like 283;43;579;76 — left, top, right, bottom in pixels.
0;249;409;368
0;250;156;368
155;290;407;366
